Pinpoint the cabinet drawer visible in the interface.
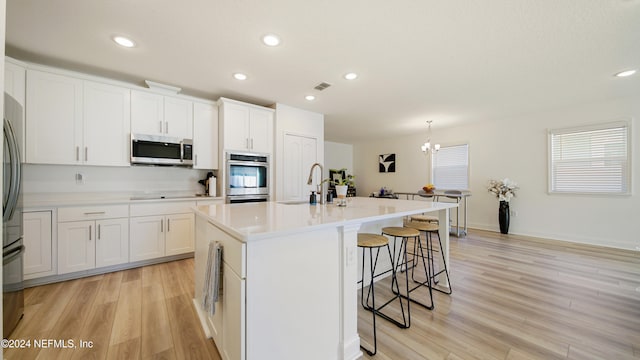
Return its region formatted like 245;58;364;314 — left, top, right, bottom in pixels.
58;205;129;222
130;201;196;217
208;221;245;278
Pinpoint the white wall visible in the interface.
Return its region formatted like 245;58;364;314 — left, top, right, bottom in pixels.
22;164;209;194
353;94;640;251
325;141;354;176
273;103;324;200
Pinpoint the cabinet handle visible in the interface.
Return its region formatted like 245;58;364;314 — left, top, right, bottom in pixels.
84;211;106;215
246;138;249;149
159;121;163;133
98;224;101;240
194;154;198;166
167;219;171;232
251;138;254;149
89;225;92;240
85;147;88;162
165;121;169;134
76;146;80;161
161;219;164;233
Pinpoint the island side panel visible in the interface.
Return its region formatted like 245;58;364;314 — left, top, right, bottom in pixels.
246;226;345;360
437;207;451;287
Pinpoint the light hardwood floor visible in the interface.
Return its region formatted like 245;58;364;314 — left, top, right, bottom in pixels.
358;229;640;359
4;259;220;360
5;229;639;359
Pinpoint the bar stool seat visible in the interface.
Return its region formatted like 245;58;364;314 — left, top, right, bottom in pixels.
358;233;389;248
357;233;408;356
381;226;420;238
410;214;439;223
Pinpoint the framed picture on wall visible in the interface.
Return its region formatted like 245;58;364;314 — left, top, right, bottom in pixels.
379;154;396;173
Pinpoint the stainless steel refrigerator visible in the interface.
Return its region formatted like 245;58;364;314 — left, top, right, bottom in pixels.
3;93;24;338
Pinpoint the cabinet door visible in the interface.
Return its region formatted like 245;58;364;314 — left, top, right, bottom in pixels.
4;61;26;163
58;220;95;274
164;97;193;139
193;102;218;169
26;70;83;165
165;213;194;256
83;81;131;166
96;218;129;268
222;102;250;152
282;134;317;201
129;215;165;261
131;90;164;136
23;211;53;276
221;262;246;360
248;108;273;153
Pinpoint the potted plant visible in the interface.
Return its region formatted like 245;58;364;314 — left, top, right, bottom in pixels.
324;169;355;206
487;178;519;234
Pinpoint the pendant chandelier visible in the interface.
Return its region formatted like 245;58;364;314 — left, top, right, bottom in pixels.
420;120;440;154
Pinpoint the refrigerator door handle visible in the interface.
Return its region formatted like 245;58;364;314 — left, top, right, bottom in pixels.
2;244;25;265
3;118;22;222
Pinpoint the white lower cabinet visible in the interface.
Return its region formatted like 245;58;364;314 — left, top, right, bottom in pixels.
195;216;246;360
57;205;129;275
57;218;129;274
221;262;245;360
129;215;165;261
23;211;53;278
165;213;195;256
130;201;196;262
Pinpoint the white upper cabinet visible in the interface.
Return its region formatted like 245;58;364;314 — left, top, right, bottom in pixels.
219;98;273;154
193;101;219;169
248;108;273;154
25;69;131;166
26;69;83;165
83;81;131;166
131;90;193;139
131;90;164;135
164;96;193;139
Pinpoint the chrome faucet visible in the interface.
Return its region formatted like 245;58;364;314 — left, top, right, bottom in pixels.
307;162;324;204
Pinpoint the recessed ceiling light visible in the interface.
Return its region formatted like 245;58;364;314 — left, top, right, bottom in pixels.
615;69;637;77
344;72;358;80
113;36;135;48
305;95;316;101
262;34;281;47
233;73;248;81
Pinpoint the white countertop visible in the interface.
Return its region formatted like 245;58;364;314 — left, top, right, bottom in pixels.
23;191;224;208
193;197;458;242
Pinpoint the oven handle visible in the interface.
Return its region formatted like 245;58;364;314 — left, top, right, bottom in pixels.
3;245;25;265
227;160;268;167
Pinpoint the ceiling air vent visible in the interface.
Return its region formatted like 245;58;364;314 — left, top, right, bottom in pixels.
314;82;332;91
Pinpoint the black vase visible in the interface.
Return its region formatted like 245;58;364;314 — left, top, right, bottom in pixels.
498;200;510;234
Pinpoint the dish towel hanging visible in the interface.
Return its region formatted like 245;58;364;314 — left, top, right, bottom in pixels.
202;241;223;316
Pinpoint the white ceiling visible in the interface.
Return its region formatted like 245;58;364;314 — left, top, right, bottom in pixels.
6;0;640;143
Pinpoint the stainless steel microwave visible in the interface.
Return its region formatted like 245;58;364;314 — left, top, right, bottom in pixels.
131;133;193;166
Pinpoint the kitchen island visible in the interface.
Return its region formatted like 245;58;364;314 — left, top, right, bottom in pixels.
192;197;457;360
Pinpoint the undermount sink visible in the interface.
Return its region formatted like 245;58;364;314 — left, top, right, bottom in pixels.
130;194;204;201
277;200;311;205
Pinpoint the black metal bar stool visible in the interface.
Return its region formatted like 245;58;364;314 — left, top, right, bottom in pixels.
357;233;408;356
379;226;432;318
405;221;452;295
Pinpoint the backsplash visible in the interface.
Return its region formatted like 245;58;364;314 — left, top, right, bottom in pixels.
22;164;211;194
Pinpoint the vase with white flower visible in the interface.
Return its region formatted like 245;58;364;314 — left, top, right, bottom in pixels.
487;178;519;234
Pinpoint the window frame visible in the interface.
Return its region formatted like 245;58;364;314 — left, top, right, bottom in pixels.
547;119;632;196
430;143;470;190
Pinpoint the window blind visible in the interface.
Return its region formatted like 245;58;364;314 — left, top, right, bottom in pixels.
549;122;630;194
432;144;469;190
